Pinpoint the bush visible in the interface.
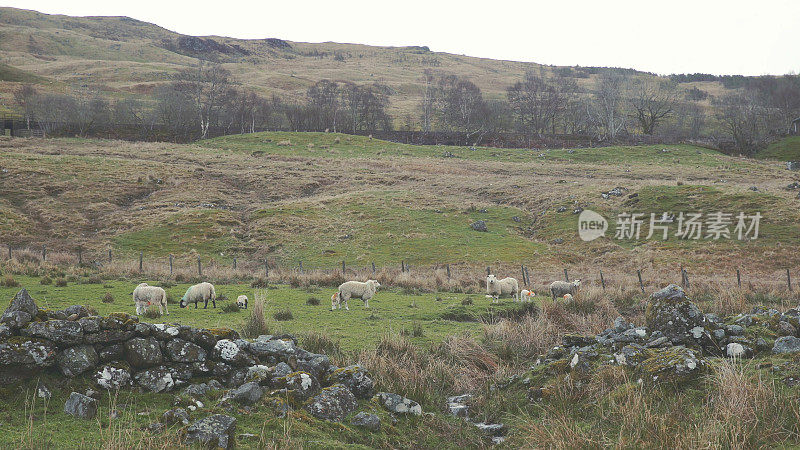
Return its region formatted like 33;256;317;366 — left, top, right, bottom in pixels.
306;296;321;306
102;292;114;303
461;297;474;306
0;275;18;288
302;331;342;356
221;302;240;313
159;280;176;289
142;309;162;319
83;275;102;284
412;322;424;337
251;277;269;288
241;293;268;338
54;277;67;287
40;276;52;285
273;308;294;321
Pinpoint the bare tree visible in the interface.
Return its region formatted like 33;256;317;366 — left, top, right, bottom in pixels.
13;84;37;130
420;70;435;132
587;72;628;141
715;92;772;154
506;71;572;135
175;62;233;139
629;79;678;135
434;74;487;134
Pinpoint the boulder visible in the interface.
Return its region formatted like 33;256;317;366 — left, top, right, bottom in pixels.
212;339;254;366
645;285;705;345
85;330;135;344
64;392;98;420
60;305;89;319
305;384;358;422
124;337;163;368
249;336;296;359
162;407;190;426
57;345;99;377
0;337;58;370
1;289;38;329
326;365;375;399
273;362;292;377
373;392;422;416
134;366;175;393
78;317;101;333
639;346;704;382
98;344;124;363
94;363;132;390
350;411;381;431
184;415;236;449
275;371;319;400
230;381;264;406
165;339;207;363
22;320;83;347
773;336;800;354
470;220;488;232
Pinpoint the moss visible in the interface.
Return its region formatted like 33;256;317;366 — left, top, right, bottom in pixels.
207;327;237;339
639;347;703;383
108;312;138;324
745;325;778;341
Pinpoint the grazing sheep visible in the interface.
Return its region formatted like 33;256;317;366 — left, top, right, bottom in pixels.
133;283;168;316
277;140;291;146
236;295;248;309
486;275;520;303
521;289;535;301
332;280;381;310
180;282;217;309
550;280;581;300
563;293;573;302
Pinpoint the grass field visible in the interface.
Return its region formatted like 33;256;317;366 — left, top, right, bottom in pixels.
758;136;800;161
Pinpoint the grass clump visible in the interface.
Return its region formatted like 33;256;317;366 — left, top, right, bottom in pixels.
273;308;294;321
241;290;268;338
102;292;114;303
302;331;342;357
54;277;67;287
306;296;321;306
0;275;19;287
142;309;162;319
221;302;240;313
251;277;269;288
39;276;52;285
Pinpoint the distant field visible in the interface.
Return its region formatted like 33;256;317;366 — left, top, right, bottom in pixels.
758;136;800;161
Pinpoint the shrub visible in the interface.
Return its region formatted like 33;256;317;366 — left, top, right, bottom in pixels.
159;280;176;289
306;296;321;306
0;275;19;288
66;275;78;282
102;292;114;303
40;276;52;285
166;292;176;304
83;275;102;284
462;297;474;306
251;277;269;288
412;322;424;337
273;308;294;321
302;331;342;357
174;273;188;283
221;302;240;313
54;277;67;287
241;290;268;338
85;305;98;316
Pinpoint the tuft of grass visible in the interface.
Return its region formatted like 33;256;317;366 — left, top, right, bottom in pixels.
251;277;269;288
82;275;102;284
302;331;342;357
0;275;19;287
142;309;162;319
273;308;294;321
306;296;321;306
241;289;268;338
461;297;474;306
39;276;52;285
221;302;240;313
54;277;67;287
102;292;114;303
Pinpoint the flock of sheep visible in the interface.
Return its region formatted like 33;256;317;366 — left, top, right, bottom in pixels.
132;276;580;315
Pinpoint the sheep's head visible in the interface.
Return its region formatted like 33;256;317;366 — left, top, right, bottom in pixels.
368;280;381;289
486;274;497;286
573;279;582;288
179;295;188;308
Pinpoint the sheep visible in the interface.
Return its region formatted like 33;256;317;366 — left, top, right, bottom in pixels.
520;289;535;301
332;280;381;310
550;280;581;300
563;293;574;302
180;282;217;309
486;275;520;303
277;140;291;146
236;295;248;309
133;283;168;316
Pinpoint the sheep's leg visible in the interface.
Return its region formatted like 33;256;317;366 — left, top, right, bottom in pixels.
364;298;369;308
212;298;216;308
344;297;350;311
164;301;169;315
195;300;198;309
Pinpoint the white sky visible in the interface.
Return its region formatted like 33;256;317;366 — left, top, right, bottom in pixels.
5;0;800;76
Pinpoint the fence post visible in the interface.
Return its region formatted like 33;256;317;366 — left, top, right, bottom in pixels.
788;269;793;292
521;265;527;286
372;262;376;274
42;245;46;262
169;254;173;276
139;252;143;272
487;266;491;276
265;259;269;278
233;257;237;270
7;244;10;260
736;269;741;288
197;257;202;276
342;260;346;275
564;268;569;282
298;261;303;273
108;249;112;264
77;247;82;266
680;265;685;288
524;266;531;287
683;269;690;290
401;261;405;273
637;269;645;293
600;270;606;290
446;264;451;279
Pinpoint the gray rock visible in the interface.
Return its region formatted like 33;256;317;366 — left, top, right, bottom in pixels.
787;161;800;171
57;345;99;377
470;220;488;232
305;384;358;421
613;316;631;333
646;284;705;344
230;382;264;405
212;339;254;366
778;321;797;337
98;344;124;363
447;394;472;418
0;337;58;370
726;342;753;358
64;392;98;419
712;329;726;340
60;305;89;319
273;362;291;377
1;289;38;329
22;320;83;347
1;311;32;329
276;371;319;400
94;363;132;390
326;365;374;399
373;392;422;416
165;339;207;363
134;366;175;392
162;407;190;425
646;336;671;348
773;336;800;354
85;330;135;344
184;415;236;449
147;422;165;434
351;412;381;431
726;325;745;336
650;284;687;302
124;337;163;368
37;383;51;400
474;422;505;437
249;336;297;359
78;317;101;333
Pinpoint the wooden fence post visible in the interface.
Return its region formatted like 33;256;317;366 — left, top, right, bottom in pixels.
736;269;741;288
233;257;237;270
637;269;645;293
521;265;526;286
682;269;690;290
197;257;202;276
680;266;685;288
564;268;569;282
600;270;606;290
401;261;405;273
265;259;269;278
487;266;491;276
524;266;531;287
446;264;451;279
372;262;376;274
77;247;82;266
788;269;793;292
298;261;303;273
342;260;346;275
108;249;112;264
7;244;11;260
139;252;143;272
169;254;173;275
42;245;46;262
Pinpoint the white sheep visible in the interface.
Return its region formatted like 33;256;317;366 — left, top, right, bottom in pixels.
133;283;169;316
520;289;535;301
563;293;573;302
180;282;217;309
550;280;581;300
486;275;520;303
332;280;381;310
236;295;248;309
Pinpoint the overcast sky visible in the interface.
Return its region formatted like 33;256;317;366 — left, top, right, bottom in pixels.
5;0;799;76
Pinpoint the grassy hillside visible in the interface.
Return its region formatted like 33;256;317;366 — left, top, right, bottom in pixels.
1;132;798;274
758;136;800;161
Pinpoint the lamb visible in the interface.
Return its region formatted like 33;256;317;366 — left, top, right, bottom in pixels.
276;140;291;146
236;295;248;309
550;280;581;300
563;293;573;302
520;289;535;301
179;282;217;309
133;283;169;316
332;280;381;310
486;275;520;303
